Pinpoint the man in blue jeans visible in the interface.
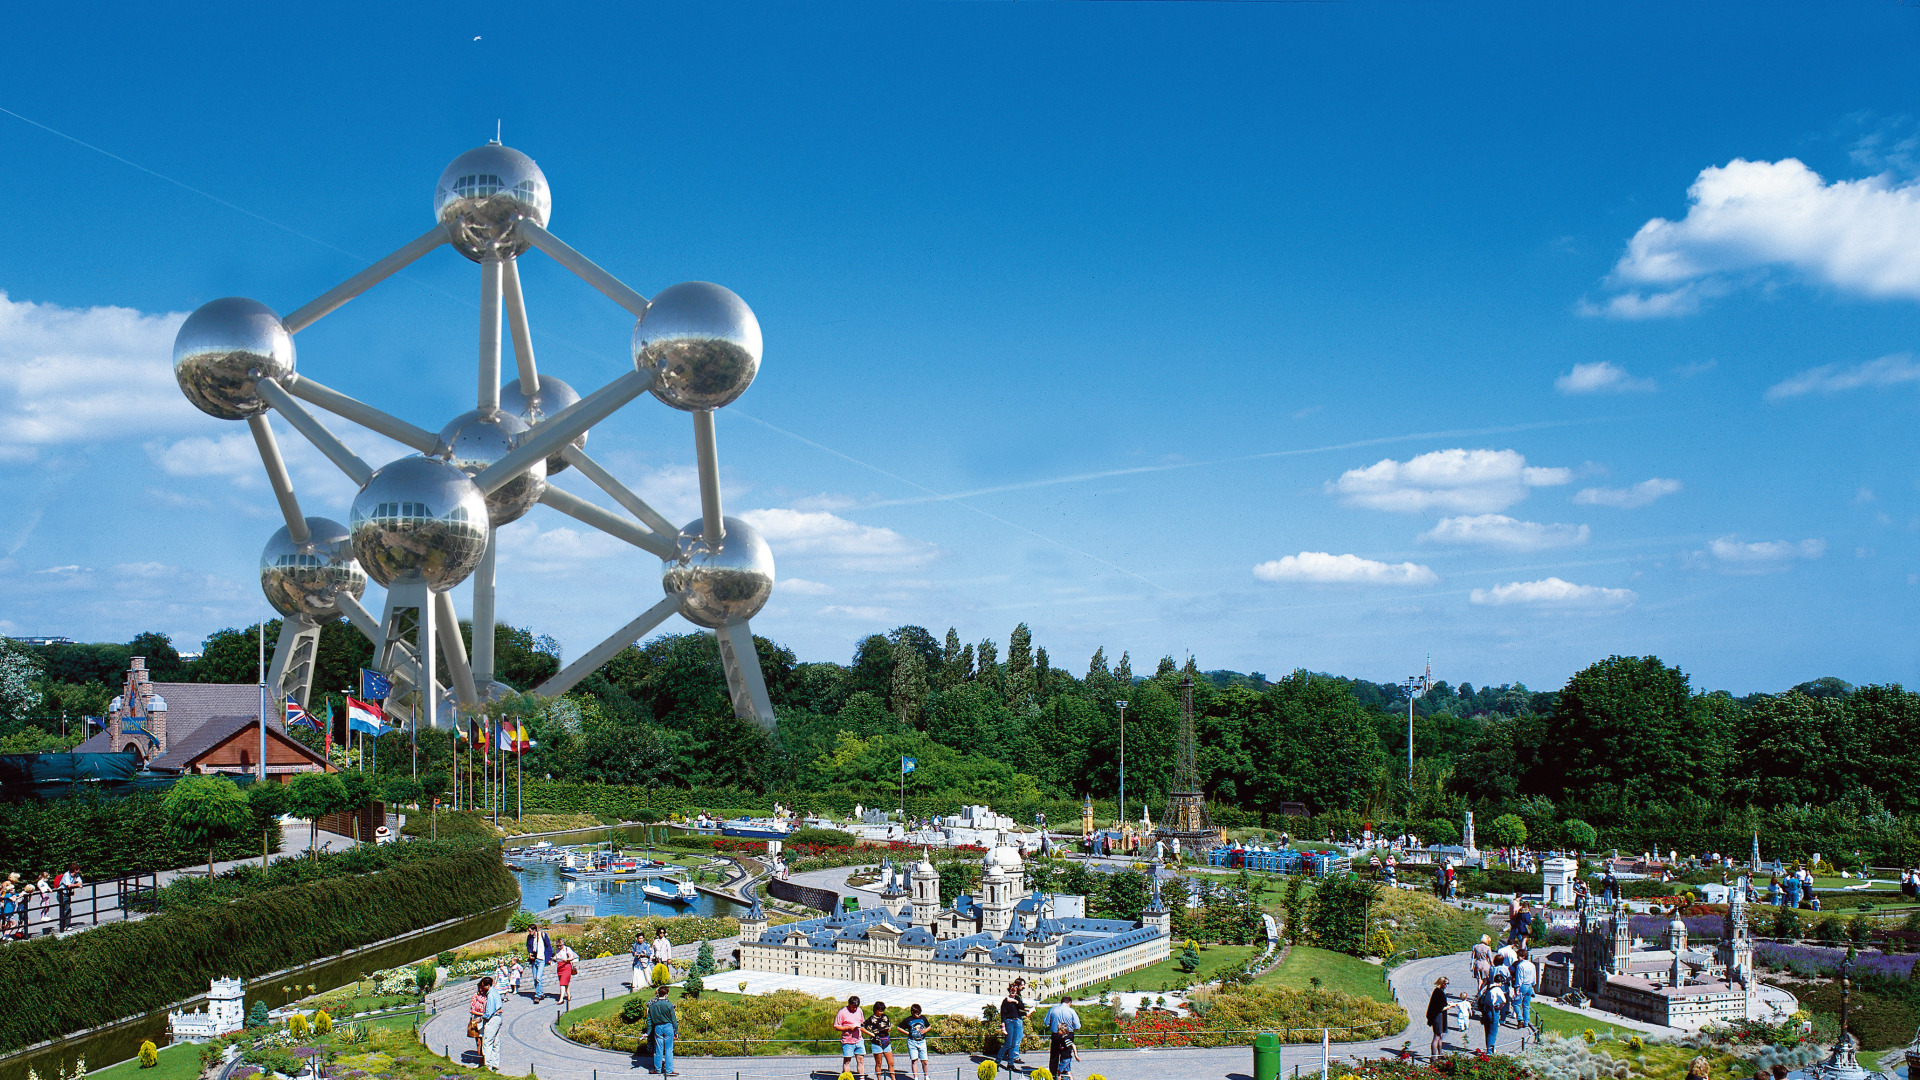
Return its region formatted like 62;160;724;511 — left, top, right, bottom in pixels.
647;987;677;1076
998;983;1028;1072
526;926;554;1001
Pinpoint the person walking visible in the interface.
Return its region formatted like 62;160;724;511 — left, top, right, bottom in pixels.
646;986;678;1077
1512;947;1536;1027
507;956;523;997
998;982;1029;1073
1471;935;1495;990
1477;973;1509;1052
631;929;652;989
1427;977;1453;1058
1602;867;1617;907
1784;872;1802;910
1044;997;1082;1079
468;977;489;1066
525;924;554;1001
833;996;867;1080
554;941;578;1007
900;1004;932;1080
866;1001;896;1080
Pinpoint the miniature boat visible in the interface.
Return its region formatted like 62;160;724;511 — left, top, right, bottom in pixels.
642;878;699;904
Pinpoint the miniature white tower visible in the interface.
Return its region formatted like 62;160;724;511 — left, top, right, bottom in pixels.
209;976;245;1032
982;862;1015;933
1463;810;1477;854
1142;875;1172;938
911;849;941;928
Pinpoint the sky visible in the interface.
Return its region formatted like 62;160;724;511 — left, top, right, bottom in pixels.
2;2;1919;696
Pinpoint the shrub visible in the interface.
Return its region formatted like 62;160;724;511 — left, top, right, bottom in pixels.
289;1013;309;1037
786;827;860;847
509;910;539;933
314;1010;332;1035
1485;814;1528;849
1563;819;1598;851
620;996;650;1024
138;1041;158;1069
0;790;274;879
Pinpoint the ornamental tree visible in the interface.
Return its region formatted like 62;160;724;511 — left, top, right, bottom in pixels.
163;774;252;880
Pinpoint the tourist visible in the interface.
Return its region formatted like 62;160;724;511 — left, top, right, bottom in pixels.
1471;936;1495;989
1044;996;1082;1078
34;871;53;931
468;977;488;1065
507;956;523;997
54;863;81;932
1601;867;1617;907
1573;877;1590;909
1426;977;1452;1058
1477;973;1508;1052
631;930;652;989
654;928;674;970
1506;891;1524;943
1512;947;1536;1027
1385;854;1398;884
866;1001;895;1080
834;996;867;1080
998;981;1029;1073
1771;1065;1790;1080
1;881;17;939
1783;872;1801;909
1753;1066;1770;1080
900;1003;932;1080
474;974;504;1071
526;924;554;1001
647;986;678;1077
554;941;578;1006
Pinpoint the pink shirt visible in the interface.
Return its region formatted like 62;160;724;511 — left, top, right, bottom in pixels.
834;1007;865;1044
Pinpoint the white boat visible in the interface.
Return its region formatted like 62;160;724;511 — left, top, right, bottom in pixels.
642;878;699;904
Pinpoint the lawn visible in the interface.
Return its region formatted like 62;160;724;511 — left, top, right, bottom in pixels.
1257;946;1393;1003
1528;1003;1621;1039
1088;943;1264;994
91;1042;203;1080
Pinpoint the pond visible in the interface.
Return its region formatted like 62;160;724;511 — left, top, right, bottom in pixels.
509;829;752;921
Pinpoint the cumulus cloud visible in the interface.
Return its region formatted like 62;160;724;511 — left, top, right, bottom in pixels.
779;578;834;596
1595;158;1920;317
1469;577;1636;607
1420;514;1589;552
1328;449;1571;514
1574;478;1683;509
1555;361;1657;394
738;508;938;571
493;521;635;573
820;604;891;620
1765;353;1920;400
1252;552;1438;586
1699;536;1826;573
0;292;192;456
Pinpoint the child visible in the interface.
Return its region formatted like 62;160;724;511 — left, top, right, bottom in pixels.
866;1001;895;1080
508;956;523;996
900;1004;931;1080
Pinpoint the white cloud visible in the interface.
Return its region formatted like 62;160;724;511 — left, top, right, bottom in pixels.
779;578;834;596
1765;353;1920;399
1252;552;1438;586
1574;478;1683;509
0;292;192;455
819;604;891;620
493;521;635;573
1469;577;1636;607
1555;361;1657;394
1420;514;1590;552
1701;535;1825;572
1597;158;1920;316
738;508;938;571
1328;449;1571;514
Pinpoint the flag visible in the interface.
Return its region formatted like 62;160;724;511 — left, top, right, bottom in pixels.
502;719;534;754
359;668;392;701
901;756;916;775
323;699;333;755
347;698;392;736
285;696;320;731
473;718;489;765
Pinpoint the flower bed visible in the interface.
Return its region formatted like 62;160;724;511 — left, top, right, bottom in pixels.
1754;943;1919;979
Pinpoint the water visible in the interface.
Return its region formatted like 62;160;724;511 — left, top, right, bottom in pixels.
509;830;751;921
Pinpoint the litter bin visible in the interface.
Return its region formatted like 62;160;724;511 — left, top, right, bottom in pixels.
1254;1031;1280;1080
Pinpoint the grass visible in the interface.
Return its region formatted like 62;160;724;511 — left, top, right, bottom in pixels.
91;1042;203;1080
1528;1003;1617;1039
1088;943;1264;994
559;987;749;1029
1257;946;1393;1003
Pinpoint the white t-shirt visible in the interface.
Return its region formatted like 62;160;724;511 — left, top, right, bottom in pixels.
1513;959;1536;989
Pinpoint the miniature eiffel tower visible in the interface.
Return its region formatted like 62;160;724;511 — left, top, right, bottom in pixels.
1155;674;1216;852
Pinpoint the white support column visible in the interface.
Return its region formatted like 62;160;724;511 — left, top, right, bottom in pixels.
473;369;653;495
471;529;498;687
693;410;724;545
517;219;650;317
479;259;503;410
534;596;680;698
433;590;481;708
266;615;322;707
247;414;309;542
256;379;374;485
335;592;383;648
281;224;447;334
502;259;540;393
717;618;776;730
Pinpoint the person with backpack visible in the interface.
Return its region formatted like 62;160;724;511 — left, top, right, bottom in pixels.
1478;972;1509;1051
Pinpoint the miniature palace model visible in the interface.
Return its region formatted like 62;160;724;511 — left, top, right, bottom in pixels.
173;140;781;734
739;833;1170;993
1540;879;1760;1027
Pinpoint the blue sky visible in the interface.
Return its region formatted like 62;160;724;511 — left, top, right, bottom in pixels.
3;2;1918;695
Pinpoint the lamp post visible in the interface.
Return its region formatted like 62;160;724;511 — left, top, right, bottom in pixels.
1116;699;1128;833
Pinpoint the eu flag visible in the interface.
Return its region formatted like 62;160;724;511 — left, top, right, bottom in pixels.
359;668;392;701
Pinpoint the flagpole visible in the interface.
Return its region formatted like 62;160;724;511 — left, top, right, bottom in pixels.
257;620;266;782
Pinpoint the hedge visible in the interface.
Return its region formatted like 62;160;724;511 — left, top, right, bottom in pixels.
0;791;277;879
0;845;516;1054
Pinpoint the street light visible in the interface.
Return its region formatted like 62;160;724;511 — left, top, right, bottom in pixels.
1116;699;1129;832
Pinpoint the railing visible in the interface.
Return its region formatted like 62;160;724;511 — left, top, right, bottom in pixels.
567;1019;1400;1057
0;871;159;942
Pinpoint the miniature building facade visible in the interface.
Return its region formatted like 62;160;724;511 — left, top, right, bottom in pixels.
1542;886;1756;1027
168;977;247;1042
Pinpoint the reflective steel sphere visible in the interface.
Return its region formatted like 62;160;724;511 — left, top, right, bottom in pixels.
259;517;366;619
499;375;583;474
436;407;546;526
660;515;774;629
349;455;491;591
433;143;552;262
632;282;762;411
173;297;296;420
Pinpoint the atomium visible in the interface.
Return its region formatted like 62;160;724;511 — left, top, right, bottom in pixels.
175;139;780;734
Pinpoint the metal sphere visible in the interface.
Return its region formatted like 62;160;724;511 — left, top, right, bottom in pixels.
499;375;583;474
433;143;552;262
173;297;296;420
348;455;491;591
660;516;775;629
632;282;762;411
259;517;366;619
436;407;546;526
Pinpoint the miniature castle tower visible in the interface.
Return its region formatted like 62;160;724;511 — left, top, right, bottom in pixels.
1611;902;1632;976
982;862;1015;933
1666;915;1688;957
1141;876;1172;938
167;977;246;1043
1463;810;1477;854
739;898;770;943
1719;876;1754;1005
910;849;941;928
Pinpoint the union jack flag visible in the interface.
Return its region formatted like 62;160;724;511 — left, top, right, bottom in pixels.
285;696;321;731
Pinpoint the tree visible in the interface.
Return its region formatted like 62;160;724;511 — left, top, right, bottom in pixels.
384;778;423;808
247;782;290;868
286;773;349;855
128;632;186;681
976;639;1001;695
890;649;928;726
1306;876;1377;955
940;628;970;689
1005;624;1034;706
0;642;41;731
163;775;252;880
1486;813;1528;849
1562;819;1598;851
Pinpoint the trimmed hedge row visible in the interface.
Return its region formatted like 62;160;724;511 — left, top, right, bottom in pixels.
0;845;516;1054
0;791;276;879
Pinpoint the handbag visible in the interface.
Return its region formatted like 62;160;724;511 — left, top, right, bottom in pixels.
467;1017;482;1039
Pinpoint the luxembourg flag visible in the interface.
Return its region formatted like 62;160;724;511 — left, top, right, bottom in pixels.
347;697;392;737
285;696;320;731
